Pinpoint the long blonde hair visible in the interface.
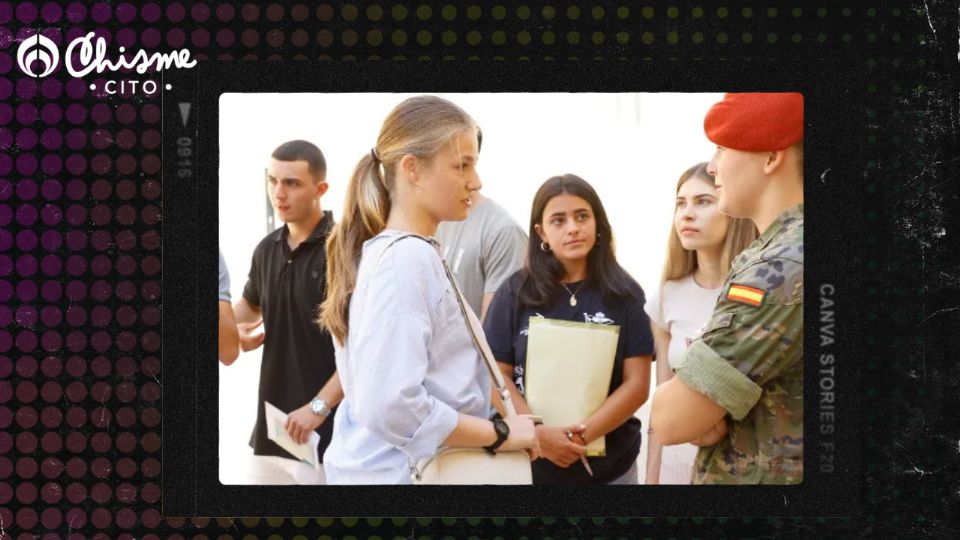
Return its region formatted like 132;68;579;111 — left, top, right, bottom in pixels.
661;162;758;284
319;96;478;345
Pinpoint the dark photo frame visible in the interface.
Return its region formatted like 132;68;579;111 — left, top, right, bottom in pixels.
162;60;860;518
4;2;954;537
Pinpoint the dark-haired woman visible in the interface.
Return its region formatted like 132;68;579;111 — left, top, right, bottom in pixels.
483;174;654;485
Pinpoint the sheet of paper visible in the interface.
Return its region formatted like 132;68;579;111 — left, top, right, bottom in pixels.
525;317;619;457
264;401;321;470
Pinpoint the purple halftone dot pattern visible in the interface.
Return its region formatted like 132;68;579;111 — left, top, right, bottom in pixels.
16;2;38;23
166;28;186;48
217;28;236;48
241;3;260;22
116;28;136;48
65;2;85;23
140;2;161;23
116;128;137;148
40;102;62;124
0;0;175;527
166;3;186;22
16;129;37;150
192;3;210;22
15;103;38;125
16;79;37;99
40;78;62;99
141;28;161;48
40;3;63;23
0;103;12;125
90;2;111;23
64;104;86;124
63;26;84;44
116;2;136;23
15;154;37;175
216;3;235;22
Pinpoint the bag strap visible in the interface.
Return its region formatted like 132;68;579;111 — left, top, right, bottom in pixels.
372;232;518;418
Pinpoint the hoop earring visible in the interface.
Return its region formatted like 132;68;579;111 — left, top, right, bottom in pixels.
540;241;552;253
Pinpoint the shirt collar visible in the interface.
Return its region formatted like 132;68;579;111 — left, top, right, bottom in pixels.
756;203;804;250
273;210;335;245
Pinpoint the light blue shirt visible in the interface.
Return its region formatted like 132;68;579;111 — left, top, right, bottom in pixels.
218;249;231;301
324;231;492;484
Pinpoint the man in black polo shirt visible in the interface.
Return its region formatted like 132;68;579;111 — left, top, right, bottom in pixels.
231;140;341;484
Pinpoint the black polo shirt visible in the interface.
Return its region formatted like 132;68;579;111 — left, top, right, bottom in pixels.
242;210;337;461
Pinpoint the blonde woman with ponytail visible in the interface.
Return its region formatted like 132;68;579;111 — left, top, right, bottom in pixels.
319;96;539;484
644;162;758;484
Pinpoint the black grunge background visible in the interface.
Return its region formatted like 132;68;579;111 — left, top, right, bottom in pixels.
2;1;958;537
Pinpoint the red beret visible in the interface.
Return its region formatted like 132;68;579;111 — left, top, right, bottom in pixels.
704;93;804;151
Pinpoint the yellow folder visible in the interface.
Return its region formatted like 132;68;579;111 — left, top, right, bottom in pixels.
524;317;619;457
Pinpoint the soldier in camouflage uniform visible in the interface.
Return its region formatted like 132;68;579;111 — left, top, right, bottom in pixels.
650;93;804;484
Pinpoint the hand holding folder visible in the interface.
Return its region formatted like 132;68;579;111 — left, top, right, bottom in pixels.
524;317;619;457
264;401;322;471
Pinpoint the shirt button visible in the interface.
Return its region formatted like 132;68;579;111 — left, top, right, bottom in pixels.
287;259;292;264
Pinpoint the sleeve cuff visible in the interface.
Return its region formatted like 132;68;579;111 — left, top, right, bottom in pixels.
397;399;460;465
675;340;762;420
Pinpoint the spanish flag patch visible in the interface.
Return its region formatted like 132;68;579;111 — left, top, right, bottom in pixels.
727;283;765;307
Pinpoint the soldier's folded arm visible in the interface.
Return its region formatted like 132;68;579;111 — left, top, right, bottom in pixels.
651;268;802;446
650;375;728;446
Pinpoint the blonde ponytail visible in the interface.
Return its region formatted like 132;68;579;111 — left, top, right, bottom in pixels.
320;154;391;345
319;95;478;345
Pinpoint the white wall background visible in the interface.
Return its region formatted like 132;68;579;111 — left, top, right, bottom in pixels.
218;92;722;484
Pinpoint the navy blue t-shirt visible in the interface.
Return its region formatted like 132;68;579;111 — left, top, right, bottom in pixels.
483;270;655;484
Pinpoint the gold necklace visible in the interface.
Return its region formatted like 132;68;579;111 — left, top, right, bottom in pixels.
560;281;585;307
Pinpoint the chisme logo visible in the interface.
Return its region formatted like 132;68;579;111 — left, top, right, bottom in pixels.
13;30;196;95
17;33;59;78
16;31;196;78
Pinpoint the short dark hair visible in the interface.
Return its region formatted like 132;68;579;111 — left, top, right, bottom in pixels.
518;174;635;308
271;140;327;183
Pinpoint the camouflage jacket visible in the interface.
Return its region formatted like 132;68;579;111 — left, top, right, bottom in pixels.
675;204;803;484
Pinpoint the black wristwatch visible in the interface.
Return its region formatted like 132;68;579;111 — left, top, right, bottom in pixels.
484;413;510;455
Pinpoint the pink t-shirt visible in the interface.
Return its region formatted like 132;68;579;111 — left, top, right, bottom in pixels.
644;274;722;369
644;274;722;484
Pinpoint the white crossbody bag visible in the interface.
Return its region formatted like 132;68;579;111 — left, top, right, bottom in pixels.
370;233;532;485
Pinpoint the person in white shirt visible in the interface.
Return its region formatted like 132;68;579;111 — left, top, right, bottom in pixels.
319;96;540;484
644;162;757;484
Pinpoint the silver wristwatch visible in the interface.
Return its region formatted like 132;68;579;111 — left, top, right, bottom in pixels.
310;397;331;417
